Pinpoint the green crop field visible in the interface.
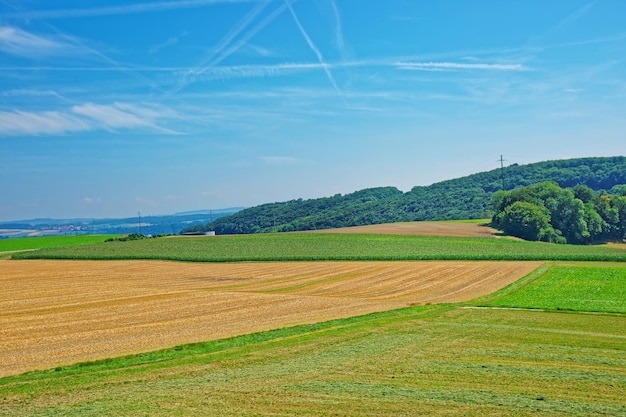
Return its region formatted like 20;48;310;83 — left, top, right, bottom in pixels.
475;264;626;313
3;233;625;416
11;233;626;262
0;235;117;254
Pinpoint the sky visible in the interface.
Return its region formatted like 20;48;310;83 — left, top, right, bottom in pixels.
1;0;625;221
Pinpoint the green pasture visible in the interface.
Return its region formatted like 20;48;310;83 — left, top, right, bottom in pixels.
1;304;623;417
0;235;117;254
475;264;626;313
12;233;626;262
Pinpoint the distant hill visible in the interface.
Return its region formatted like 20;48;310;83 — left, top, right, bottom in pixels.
189;156;626;235
0;208;243;238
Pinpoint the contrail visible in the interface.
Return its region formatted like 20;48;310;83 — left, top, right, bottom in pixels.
208;2;288;67
169;1;286;94
3;0;265;20
203;0;270;67
284;0;344;100
329;0;346;57
167;0;271;95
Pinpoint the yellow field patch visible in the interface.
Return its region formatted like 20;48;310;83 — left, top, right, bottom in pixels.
0;259;542;376
309;221;498;237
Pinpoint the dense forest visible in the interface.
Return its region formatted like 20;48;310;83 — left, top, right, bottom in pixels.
182;156;626;236
492;182;626;244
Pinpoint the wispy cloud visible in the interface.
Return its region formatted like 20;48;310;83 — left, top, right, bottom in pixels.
73;103;181;134
525;1;596;48
548;1;596;37
149;31;189;55
0;26;74;57
1;88;62;98
285;0;343;99
0;102;181;136
0;110;89;135
4;0;265;20
395;62;528;71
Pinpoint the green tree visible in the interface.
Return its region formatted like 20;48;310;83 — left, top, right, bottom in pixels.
499;201;558;242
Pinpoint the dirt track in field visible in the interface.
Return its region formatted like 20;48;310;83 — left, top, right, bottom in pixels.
311;221;499;237
0;259;542;377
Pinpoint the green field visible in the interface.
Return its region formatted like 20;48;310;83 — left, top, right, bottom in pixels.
11;233;626;262
0;235;117;253
475;264;626;313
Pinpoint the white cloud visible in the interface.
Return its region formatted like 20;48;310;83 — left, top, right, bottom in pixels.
72;102;181;134
72;103;153;129
0;102;180;136
0;26;71;57
395;62;527;71
0;110;89;135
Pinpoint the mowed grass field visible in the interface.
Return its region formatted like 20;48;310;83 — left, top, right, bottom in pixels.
1;303;624;416
1;227;625;416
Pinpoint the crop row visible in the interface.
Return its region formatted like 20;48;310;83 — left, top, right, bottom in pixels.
13;233;626;262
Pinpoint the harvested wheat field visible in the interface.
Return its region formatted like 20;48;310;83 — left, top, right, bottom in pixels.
0;259;542;377
311;221;498;237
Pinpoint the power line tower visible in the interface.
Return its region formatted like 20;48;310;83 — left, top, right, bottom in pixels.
498;155;507;190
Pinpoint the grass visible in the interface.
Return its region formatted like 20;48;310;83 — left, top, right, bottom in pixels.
0;304;623;416
474;263;626;313
12;233;626;262
0;235;117;253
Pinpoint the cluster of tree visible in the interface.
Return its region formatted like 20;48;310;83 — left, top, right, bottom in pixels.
105;233;150;242
491;182;626;244
182;156;626;235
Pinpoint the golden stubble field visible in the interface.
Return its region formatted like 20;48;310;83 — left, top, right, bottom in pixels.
0;259;543;377
310;221;499;237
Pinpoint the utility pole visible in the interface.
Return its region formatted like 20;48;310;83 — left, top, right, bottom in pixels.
138;211;142;236
498;155;507;190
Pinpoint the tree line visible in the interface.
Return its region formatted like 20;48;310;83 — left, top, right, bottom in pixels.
491;182;626;244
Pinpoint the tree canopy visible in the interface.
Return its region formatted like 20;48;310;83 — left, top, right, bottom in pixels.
491;182;626;244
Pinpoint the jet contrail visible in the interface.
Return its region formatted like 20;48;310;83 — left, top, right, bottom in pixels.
284;0;344;100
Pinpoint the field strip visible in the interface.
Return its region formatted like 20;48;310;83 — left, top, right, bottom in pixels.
0;259;542;377
309;221;498;237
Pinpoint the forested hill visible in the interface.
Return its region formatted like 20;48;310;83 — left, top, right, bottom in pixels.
185;156;626;235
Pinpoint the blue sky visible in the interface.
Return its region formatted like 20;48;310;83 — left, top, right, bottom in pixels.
1;0;625;220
